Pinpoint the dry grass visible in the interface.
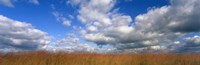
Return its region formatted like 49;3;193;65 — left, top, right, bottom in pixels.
0;51;200;65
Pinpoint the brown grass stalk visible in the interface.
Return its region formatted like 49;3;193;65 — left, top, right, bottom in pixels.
0;51;200;65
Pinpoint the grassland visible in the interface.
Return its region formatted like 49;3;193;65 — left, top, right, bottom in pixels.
0;51;200;65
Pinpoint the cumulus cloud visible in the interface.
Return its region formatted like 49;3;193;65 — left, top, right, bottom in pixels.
67;0;200;53
0;15;50;52
184;36;200;47
84;33;115;45
44;34;96;53
135;0;200;33
134;0;200;52
172;35;200;53
44;33;117;53
67;0;161;52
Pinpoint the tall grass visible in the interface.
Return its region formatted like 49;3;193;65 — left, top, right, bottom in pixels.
0;51;200;65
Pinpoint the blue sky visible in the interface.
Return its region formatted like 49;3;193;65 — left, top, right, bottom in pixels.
0;0;200;53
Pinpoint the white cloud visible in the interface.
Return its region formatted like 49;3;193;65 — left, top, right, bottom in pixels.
69;0;159;52
133;0;200;52
0;0;40;7
0;15;51;52
52;12;71;27
184;35;200;47
68;15;74;20
67;0;82;5
76;0;115;26
45;34;96;53
87;25;97;32
0;0;14;7
62;20;71;27
84;33;115;45
136;0;200;33
172;35;200;53
70;0;162;52
69;0;200;53
29;0;40;5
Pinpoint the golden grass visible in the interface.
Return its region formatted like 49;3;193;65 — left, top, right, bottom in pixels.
0;51;200;65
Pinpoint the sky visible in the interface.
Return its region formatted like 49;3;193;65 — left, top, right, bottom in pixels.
0;0;200;53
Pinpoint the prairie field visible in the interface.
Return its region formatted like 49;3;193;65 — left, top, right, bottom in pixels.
0;51;200;65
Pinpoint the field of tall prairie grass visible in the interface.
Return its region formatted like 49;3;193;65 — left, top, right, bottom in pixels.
0;51;200;65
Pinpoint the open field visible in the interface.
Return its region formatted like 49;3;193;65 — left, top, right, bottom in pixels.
0;51;200;65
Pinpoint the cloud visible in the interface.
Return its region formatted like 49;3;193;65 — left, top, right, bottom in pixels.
67;0;82;5
69;0;161;52
77;0;115;26
0;0;14;7
184;35;200;47
52;11;71;27
44;34;96;53
135;0;200;33
68;0;200;53
68;0;160;52
84;33;115;45
0;15;50;52
28;0;40;5
0;0;40;7
62;20;71;27
172;35;200;53
133;0;200;52
68;15;74;20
